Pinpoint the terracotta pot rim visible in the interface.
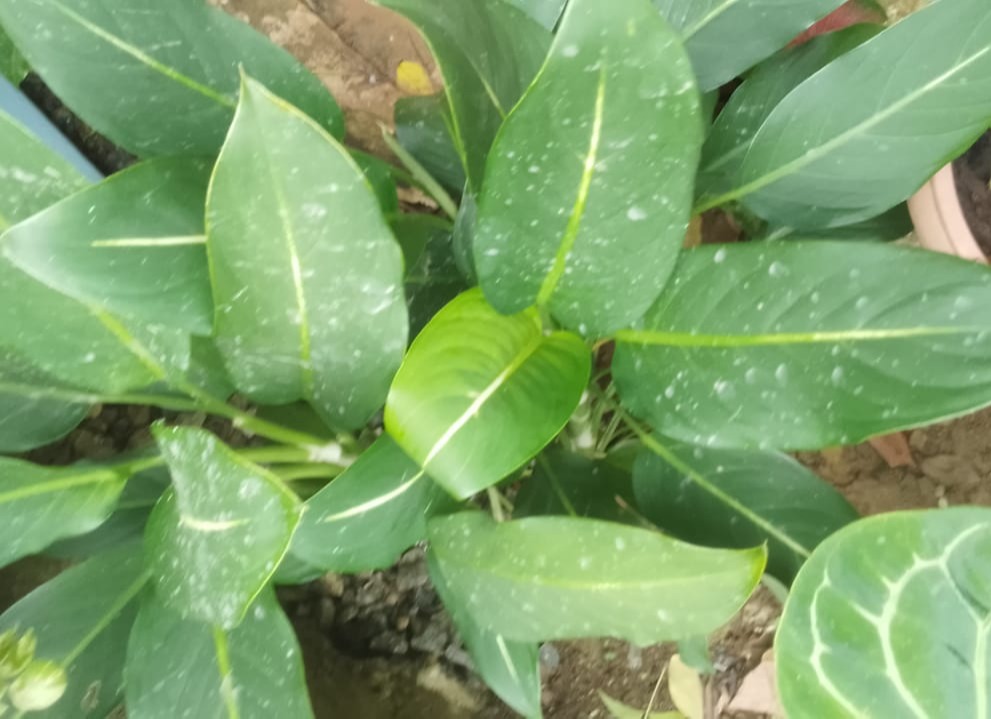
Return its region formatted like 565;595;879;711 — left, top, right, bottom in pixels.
908;163;986;263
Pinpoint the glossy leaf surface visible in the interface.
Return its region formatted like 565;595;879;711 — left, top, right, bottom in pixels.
377;0;549;189
291;435;452;572
614;242;991;450
777;508;991;719
504;0;567;29
652;0;845;90
475;0;701;337
699;0;991;227
208;76;407;429
3;157;213;333
428;512;765;645
0;354;87;452
0;0;342;156
146;425;302;629
0;546;148;719
633;438;858;583
429;554;542;718
126;588;313;719
385;290;590;498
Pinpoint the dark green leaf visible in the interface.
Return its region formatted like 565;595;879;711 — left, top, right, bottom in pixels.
377;0;550;189
291;435;453;572
0;25;28;83
614;242;991;450
126;588;314;719
474;0;702;337
3;157;213;333
145;425;302;628
697;0;991;227
428;512;766;645
0;0;343;156
0;352;86;452
351;148;400;215
504;0;567;29
633;438;858;583
652;0;845;90
394;94;466;194
385;289;590;498
760;204;914;243
207;76;407;430
0;545;149;719
428;553;542;718
515;447;635;523
777;508;991;719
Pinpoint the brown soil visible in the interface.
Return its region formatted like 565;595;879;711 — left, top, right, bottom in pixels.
954;132;991;255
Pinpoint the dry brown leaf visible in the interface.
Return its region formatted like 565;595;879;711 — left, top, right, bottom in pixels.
868;432;915;468
668;655;704;719
726;659;781;717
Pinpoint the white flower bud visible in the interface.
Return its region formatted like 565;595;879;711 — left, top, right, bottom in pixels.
8;660;67;712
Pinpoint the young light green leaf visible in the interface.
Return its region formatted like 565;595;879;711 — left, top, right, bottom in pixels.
0;456;141;568
697;0;991;227
0;353;86;452
291;435;453;573
429;554;543;718
385;289;590;498
394;94;466;194
126;588;314;719
515;447;636;523
652;0;845;90
0;545;149;719
428;512;766;645
376;0;550;189
207;76;407;430
614;242;991;451
776;508;991;719
3;157;213;334
145;425;302;629
633;437;858;583
474;0;702;337
503;0;567;29
0;0;342;156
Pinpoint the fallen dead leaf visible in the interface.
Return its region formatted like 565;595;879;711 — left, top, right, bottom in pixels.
726;658;781;717
868;432;915;468
668;655;704;719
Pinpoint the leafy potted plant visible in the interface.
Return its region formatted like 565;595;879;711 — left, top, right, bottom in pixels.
0;0;990;717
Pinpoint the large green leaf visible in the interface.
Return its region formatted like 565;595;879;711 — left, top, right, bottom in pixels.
291;435;452;572
428;553;542;718
0;0;342;156
652;0;845;90
633;437;858;583
0;456;140;568
0;353;87;452
377;0;549;189
394;94;466;194
126;588;313;719
3;157;213;334
698;24;879;201
428;512;766;645
696;0;991;227
0;25;28;83
776;508;991;719
145;425;302;628
614;242;991;450
504;0;567;29
207;76;407;430
385;289;590;498
474;0;702;337
0;546;149;719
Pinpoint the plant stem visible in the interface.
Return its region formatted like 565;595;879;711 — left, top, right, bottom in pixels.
379;124;459;219
270;462;345;482
486;486;506;522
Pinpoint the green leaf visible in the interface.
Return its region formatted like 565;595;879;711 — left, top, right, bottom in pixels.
391;213;466;337
503;0;567;29
2;157;213;334
0;353;87;452
760;203;914;243
698;24;880;201
0;0;343;156
516;447;635;523
697;0;991;227
394;94;466;194
428;512;766;645
145;425;302;628
428;553;542;718
614;242;991;450
473;0;702;337
385;289;590;498
633;438;858;583
652;0;847;91
291;435;452;573
776;508;991;719
207;75;407;430
0;546;149;719
377;0;550;189
0;25;28;83
350;148;400;215
126;588;314;719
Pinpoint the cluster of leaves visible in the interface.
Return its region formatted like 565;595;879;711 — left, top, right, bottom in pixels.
0;0;989;717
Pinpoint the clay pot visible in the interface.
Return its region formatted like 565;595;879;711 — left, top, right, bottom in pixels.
909;133;991;263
